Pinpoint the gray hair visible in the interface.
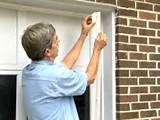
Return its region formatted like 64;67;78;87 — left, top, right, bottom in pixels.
21;22;56;61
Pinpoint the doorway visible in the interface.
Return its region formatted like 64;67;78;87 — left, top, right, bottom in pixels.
0;0;116;119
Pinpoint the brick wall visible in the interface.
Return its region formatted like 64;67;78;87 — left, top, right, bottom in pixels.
116;0;160;119
86;0;160;119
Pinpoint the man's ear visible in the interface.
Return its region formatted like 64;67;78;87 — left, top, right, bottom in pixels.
44;48;50;57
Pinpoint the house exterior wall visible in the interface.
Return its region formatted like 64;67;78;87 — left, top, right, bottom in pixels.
86;0;160;119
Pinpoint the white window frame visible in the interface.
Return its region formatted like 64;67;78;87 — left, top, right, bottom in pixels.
0;71;26;120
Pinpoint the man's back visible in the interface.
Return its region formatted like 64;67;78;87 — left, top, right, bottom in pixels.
22;60;87;120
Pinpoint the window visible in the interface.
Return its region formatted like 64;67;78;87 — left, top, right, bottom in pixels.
74;87;90;120
0;75;16;120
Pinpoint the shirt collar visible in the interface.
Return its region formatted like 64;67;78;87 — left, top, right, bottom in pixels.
31;60;54;65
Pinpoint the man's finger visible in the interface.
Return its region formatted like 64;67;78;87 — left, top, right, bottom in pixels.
90;22;96;28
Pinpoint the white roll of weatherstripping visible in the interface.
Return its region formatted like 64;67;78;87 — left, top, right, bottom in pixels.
89;12;103;120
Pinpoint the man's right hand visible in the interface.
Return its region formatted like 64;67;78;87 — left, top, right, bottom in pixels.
81;16;95;36
94;32;107;51
86;32;107;84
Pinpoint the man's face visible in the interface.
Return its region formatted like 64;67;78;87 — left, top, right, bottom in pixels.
44;35;60;61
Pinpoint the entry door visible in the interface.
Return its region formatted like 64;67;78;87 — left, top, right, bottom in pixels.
18;10;91;120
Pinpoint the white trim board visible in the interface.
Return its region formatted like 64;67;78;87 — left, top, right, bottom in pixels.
0;0;115;17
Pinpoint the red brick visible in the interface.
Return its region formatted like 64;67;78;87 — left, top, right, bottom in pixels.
158;94;160;100
140;94;156;101
139;11;156;20
85;0;94;1
151;102;160;108
96;0;116;4
118;112;139;119
117;95;138;102
132;103;148;110
150;54;160;60
157;78;160;84
140;110;157;118
116;26;137;35
158;14;160;21
118;8;137;18
149;38;160;45
116;17;127;25
139;78;155;85
130;36;147;44
117;0;135;8
130;70;148;77
130;53;147;60
139;29;155;36
158;31;160;36
116;87;128;94
116;52;128;59
116;103;130;111
150;70;160;76
152;118;160;120
154;5;160;12
116;60;137;68
139;62;156;68
146;0;160;4
116;70;129;77
116;78;138;85
130;19;146;28
117;43;137;51
137;2;153;11
139;45;155;52
116;35;128;42
150;86;160;93
130;87;148;94
149;22;160;29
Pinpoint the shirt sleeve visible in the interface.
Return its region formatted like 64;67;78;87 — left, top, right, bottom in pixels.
54;63;88;96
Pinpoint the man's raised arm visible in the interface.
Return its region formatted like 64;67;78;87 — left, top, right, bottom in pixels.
62;16;95;69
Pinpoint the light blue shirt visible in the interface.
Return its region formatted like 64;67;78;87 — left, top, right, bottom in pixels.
22;60;87;120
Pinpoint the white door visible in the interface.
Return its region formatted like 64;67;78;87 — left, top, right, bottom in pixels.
0;8;17;65
18;11;105;120
18;11;90;71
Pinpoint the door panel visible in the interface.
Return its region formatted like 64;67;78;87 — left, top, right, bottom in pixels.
0;8;17;65
18;11;90;69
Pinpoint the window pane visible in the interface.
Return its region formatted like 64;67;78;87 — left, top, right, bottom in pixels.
74;87;90;120
0;75;16;120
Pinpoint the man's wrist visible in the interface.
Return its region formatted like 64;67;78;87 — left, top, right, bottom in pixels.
81;29;89;36
94;47;101;52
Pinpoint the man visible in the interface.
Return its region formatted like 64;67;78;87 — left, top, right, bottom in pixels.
21;16;106;120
